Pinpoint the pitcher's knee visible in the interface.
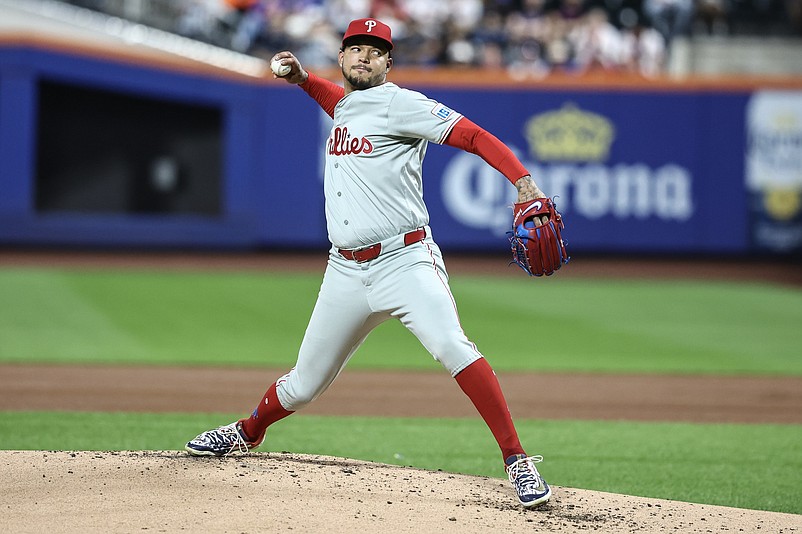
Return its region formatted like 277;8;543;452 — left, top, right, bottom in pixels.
275;372;326;411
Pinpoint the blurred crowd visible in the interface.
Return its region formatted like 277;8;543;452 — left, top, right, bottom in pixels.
66;0;802;77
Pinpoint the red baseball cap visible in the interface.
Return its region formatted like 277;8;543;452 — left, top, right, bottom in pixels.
342;18;393;50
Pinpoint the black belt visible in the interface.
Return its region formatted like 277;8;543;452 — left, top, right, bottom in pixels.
338;228;426;263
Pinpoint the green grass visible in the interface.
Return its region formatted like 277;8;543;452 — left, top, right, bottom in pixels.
1;268;801;375
1;411;800;515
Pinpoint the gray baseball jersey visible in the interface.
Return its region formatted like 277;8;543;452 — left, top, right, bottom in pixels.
324;82;463;249
274;81;484;413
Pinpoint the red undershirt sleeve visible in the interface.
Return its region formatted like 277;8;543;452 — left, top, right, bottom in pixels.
444;117;530;184
299;72;345;118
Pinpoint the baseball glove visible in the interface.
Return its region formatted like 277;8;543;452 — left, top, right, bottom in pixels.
508;198;569;276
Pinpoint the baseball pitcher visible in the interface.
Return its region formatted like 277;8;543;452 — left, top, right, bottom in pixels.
186;17;568;508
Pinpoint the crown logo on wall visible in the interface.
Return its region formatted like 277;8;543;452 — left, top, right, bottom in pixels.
524;103;615;162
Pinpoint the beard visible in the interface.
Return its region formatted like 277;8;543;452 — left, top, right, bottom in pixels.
342;65;384;90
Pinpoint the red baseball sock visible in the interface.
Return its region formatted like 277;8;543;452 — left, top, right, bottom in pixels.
240;382;293;444
455;358;526;461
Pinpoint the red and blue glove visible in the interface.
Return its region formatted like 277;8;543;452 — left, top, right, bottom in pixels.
508;198;569;276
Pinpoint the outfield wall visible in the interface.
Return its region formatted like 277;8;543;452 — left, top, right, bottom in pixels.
1;42;801;254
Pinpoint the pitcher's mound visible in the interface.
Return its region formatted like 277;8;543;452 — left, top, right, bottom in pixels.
2;450;798;533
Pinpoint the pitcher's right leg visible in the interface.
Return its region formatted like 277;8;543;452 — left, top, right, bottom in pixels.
274;255;389;412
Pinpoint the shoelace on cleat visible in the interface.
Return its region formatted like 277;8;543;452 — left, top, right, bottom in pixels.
506;455;545;494
200;424;250;455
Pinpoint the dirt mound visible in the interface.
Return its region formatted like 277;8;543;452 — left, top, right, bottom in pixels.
2;450;799;533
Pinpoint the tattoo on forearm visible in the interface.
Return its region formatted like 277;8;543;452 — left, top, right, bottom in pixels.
514;175;544;202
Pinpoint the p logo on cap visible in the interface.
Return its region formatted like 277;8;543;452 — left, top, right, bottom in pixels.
342;18;393;50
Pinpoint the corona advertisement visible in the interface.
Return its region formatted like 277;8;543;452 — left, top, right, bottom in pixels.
746;91;802;253
432;95;706;252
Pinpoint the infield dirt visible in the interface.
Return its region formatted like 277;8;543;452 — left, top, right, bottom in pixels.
2;450;801;534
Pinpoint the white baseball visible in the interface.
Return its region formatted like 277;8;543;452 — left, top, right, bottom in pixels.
271;59;291;77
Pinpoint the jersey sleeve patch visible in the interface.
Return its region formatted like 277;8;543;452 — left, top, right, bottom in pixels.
431;103;455;121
